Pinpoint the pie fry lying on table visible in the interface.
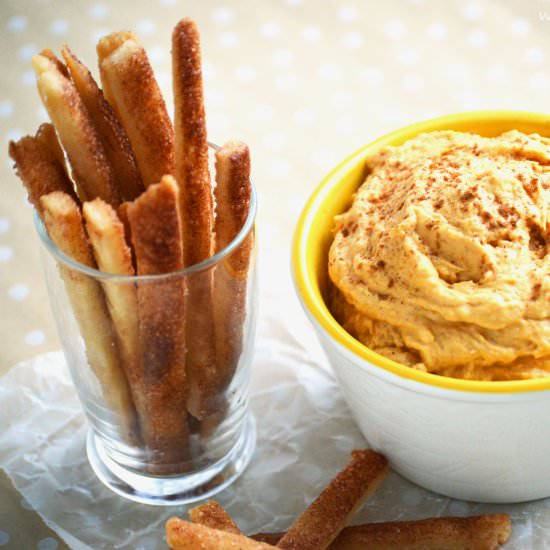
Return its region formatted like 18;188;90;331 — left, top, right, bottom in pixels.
172;18;218;420
97;32;175;187
62;45;144;201
39;191;138;444
277;450;388;550
188;501;242;535
32;52;120;205
126;176;190;473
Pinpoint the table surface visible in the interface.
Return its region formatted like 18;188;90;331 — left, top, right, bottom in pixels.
1;0;549;548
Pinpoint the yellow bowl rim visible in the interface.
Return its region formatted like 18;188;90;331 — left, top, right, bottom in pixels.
292;110;550;395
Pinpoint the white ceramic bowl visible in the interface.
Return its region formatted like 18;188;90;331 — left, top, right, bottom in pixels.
292;111;550;503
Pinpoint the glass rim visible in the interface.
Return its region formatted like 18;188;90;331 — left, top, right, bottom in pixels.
35;145;257;282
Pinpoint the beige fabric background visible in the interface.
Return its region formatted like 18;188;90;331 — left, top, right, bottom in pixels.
1;0;549;547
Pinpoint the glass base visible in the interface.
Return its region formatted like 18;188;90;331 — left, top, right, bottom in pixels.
86;414;256;505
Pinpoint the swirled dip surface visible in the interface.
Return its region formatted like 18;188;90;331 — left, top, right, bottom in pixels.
329;130;549;380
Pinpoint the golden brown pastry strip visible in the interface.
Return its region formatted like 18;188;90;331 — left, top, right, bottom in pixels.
97;32;174;187
32;52;120;206
276;450;388;550
127;175;189;473
172;18;218;420
166;519;277;550
253;515;511;550
214;140;253;391
62;46;144;201
188;501;242;535
35;122;67;169
82;198;145;443
9;131;77;215
39;191;137;444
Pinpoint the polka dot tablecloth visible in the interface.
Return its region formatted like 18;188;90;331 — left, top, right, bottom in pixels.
1;0;550;548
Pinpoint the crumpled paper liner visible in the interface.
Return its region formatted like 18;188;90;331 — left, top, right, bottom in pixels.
0;263;547;548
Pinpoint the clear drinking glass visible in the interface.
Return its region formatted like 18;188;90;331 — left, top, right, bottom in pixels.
34;159;257;505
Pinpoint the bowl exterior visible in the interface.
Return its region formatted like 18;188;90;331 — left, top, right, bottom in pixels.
310;315;550;502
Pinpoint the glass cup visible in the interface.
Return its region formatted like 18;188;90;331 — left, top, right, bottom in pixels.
34;157;257;505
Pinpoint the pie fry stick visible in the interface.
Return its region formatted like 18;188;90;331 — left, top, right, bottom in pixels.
62;46;144;201
188;501;242;535
277;450;389;550
166;519;277;550
326;514;512;550
117;202;135;268
35;122;67;168
214;141;253;391
39;191;138;444
252;515;511;550
32;53;120;205
83;199;146;441
9;133;77;216
127;176;190;473
40;47;70;78
97;33;174;187
172;18;217;419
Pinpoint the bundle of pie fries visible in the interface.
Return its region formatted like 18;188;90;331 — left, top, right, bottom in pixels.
166;450;512;550
9;18;253;472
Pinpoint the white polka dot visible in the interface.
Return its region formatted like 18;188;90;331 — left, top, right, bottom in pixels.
398;48;419;66
272;48;294;68
285;0;303;5
486;64;510;84
0;531;10;546
384;19;407;40
37;538;59;550
5;129;23;142
462;2;483;20
360;66;384;87
382;105;403;124
311;146;337;167
219;31;239;48
235;65;256;82
511;18;530;36
448;500;469;515
26;330;45;347
21;497;34;510
0;217;9;234
0;101;13;118
88;4;108;19
524;47;545;65
148;46;166;63
0;246;13;262
208;113;230;133
318;63;341;82
442;62;470;83
136;19;155;36
22;70;36;87
528;72;550;92
49;19;68;35
160;0;178;5
426;21;447;40
275;74;297;92
294;107;316;126
213;7;235;25
9;284;29;301
262;131;286;150
335;114;356;134
402;72;425;93
91;28;109;44
342;32;364;50
36;105;48;120
205;89;225;108
302;25;322;43
253;104;274;124
468;29;488;48
454;90;482;109
332;90;353;110
401;488;423;506
338;5;358;22
155;71;170;90
267;159;291;177
19;44;38;62
202;61;215;81
261;22;281;39
7;16;27;33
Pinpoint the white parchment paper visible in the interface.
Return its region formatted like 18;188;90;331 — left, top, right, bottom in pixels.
1;249;549;549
